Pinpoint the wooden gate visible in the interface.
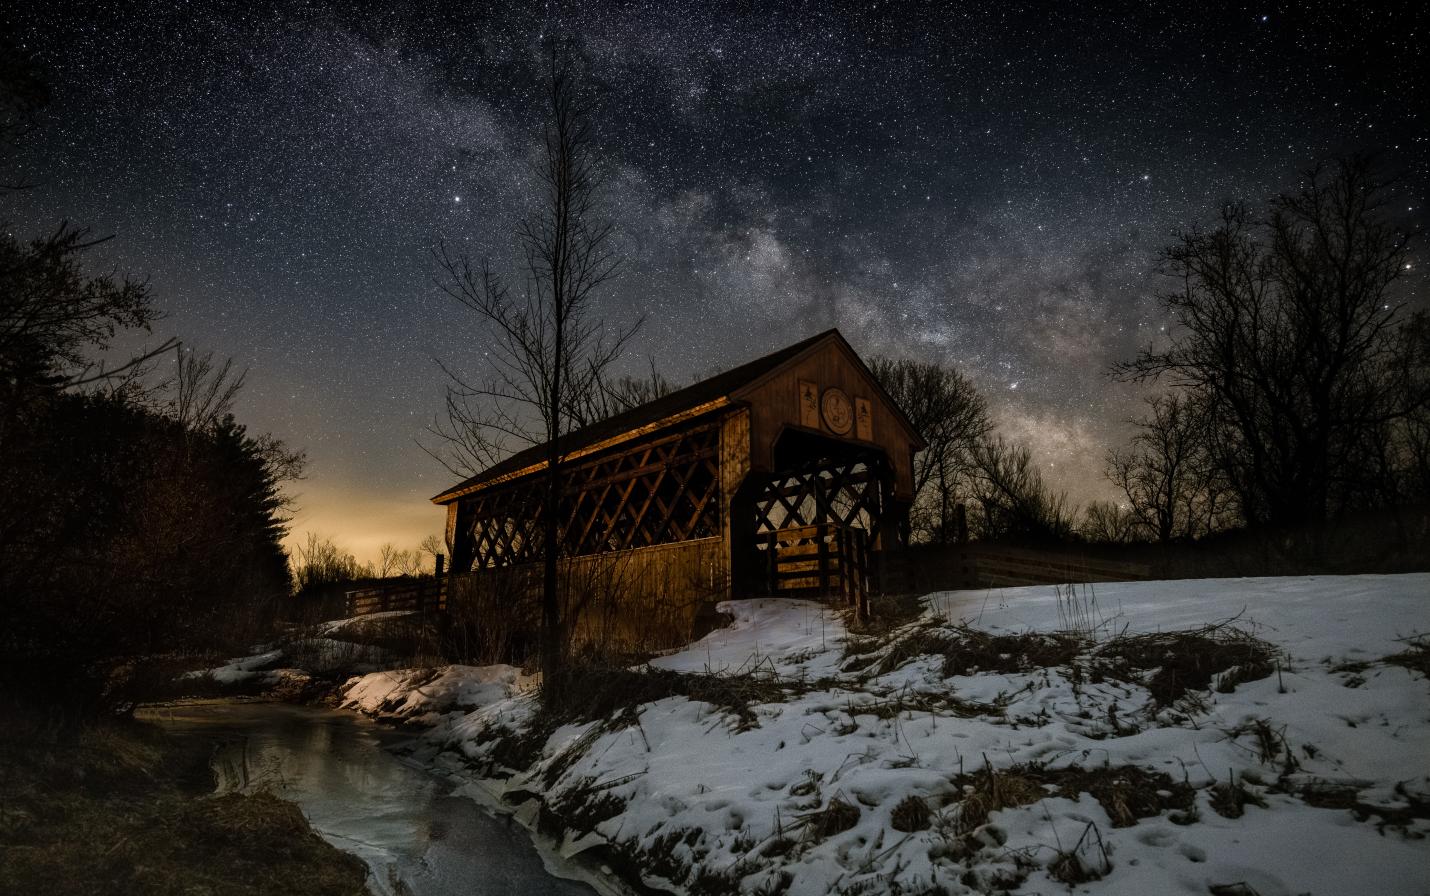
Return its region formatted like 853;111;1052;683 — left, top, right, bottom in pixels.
762;523;870;617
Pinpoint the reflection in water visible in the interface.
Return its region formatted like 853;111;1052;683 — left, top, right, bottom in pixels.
145;701;601;896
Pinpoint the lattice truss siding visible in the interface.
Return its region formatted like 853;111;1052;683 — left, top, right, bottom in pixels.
752;457;889;547
459;422;722;569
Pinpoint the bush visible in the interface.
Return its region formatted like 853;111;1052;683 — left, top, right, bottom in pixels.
0;392;298;717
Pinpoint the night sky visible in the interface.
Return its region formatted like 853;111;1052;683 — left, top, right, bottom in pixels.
6;1;1427;561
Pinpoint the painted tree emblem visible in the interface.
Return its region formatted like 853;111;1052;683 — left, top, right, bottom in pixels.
821;387;853;435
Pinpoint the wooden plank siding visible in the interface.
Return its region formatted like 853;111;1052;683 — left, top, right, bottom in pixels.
443;536;728;659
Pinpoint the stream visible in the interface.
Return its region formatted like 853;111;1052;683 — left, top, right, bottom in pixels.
142;700;604;896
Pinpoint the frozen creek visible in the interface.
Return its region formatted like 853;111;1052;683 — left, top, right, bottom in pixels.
143;700;603;896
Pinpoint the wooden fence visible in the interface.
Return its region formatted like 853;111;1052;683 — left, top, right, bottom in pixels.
892;542;1151;593
344;578;447;618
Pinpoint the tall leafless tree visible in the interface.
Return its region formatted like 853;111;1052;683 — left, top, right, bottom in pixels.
427;45;638;691
1115;156;1423;529
968;437;1076;543
868;357;993;542
1106;392;1232;542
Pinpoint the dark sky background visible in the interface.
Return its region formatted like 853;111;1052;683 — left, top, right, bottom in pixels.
5;1;1427;560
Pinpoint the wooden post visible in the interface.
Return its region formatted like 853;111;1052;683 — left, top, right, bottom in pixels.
817;525;830;598
767;531;778;595
835;528;846;605
858;529;870;619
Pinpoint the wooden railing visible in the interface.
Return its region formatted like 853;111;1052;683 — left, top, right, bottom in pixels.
962;548;1150;588
762;523;870;616
344;578;447;618
890;542;1152;593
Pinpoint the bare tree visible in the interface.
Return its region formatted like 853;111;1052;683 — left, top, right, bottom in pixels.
418;533;446;567
427;45;638;691
868;357;993;542
171;345;246;432
394;547;425;578
1106;392;1232;542
578;357;674;425
377;542;400;579
1115;156;1423;529
968;437;1076;543
1080;500;1144;544
291;533;369;594
1;225;177;407
1388;312;1430;503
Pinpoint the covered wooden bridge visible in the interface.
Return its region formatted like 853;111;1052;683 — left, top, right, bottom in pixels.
430;329;925;650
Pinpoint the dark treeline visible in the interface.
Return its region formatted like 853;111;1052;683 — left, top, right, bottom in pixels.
0;53;303;719
874;155;1428;567
1109;156;1428;544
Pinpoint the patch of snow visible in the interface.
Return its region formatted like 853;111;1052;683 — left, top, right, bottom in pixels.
650;598;847;677
343;664;531;721
196;648;285;684
320;610;416;636
340;574;1430;895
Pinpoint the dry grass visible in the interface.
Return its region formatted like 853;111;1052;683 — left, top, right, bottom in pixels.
0;716;368;896
853;687;1004;720
801;795;860;840
890;794;932;832
844;592;927;638
1209;770;1268;818
1385;637;1430;678
1050;765;1195;827
948;760;1196;834
1048;821;1111;884
848;622;1086;678
542;663;800;731
543;775;629;836
1095;622;1279;705
1297;780;1430;831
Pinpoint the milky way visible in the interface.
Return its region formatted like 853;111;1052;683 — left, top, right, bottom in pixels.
6;1;1427;558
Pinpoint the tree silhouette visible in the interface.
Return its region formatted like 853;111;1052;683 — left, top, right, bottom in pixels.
1116;156;1424;529
868;357;992;543
428;44;638;691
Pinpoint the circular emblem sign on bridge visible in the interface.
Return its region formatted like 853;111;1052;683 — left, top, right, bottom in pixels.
820;387;854;435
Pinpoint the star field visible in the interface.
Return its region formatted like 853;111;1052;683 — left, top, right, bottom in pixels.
5;1;1426;558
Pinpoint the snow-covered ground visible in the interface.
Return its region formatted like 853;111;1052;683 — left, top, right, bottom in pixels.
343;663;534;720
340;575;1430;896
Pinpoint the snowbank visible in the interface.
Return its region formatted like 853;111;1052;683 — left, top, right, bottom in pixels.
319;609;416;635
194;648;285;684
341;664;530;721
340;575;1430;895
